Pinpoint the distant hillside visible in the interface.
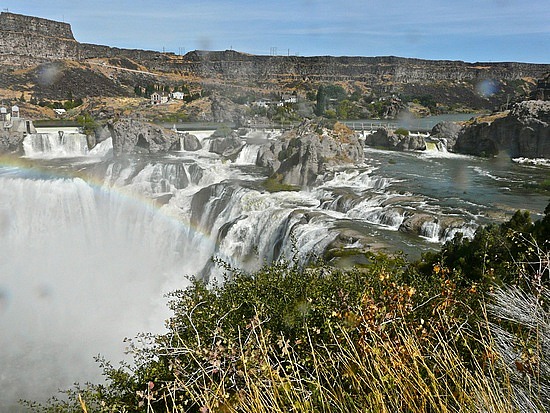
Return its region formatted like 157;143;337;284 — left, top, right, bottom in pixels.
0;11;549;113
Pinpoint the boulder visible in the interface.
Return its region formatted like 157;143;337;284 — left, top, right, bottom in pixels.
0;130;25;153
399;214;435;235
107;118;180;156
208;131;243;157
257;120;364;187
430;121;463;151
365;128;426;151
180;133;202;151
455;100;550;158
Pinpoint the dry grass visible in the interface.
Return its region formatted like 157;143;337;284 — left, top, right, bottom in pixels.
147;315;519;413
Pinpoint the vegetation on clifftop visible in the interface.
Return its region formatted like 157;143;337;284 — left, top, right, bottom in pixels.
26;203;550;412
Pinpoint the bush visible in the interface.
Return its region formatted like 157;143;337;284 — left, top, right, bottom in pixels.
394;127;409;136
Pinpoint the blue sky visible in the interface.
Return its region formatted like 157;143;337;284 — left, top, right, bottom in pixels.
4;0;550;63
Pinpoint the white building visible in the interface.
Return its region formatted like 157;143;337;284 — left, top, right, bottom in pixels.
281;93;297;104
151;92;169;105
171;91;185;100
252;99;272;108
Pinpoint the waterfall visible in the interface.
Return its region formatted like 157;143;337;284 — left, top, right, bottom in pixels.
420;220;441;242
442;224;476;243
322;169;391;192
89;137;113;157
0;176;200;405
425;141;439;152
23;132;89;157
182;182;333;280
234;144;261;165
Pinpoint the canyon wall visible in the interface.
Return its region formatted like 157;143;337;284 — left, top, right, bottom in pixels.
1;12;549;87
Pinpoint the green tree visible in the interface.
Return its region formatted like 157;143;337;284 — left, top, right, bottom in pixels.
314;85;326;116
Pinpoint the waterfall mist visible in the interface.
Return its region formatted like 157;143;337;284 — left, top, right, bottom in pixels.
0;176;199;407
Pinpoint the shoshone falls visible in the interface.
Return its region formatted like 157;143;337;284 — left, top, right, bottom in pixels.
0;124;549;408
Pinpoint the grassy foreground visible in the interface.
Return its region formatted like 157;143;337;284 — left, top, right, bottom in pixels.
25;205;550;412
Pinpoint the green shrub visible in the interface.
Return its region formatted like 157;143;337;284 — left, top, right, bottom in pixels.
394;127;409;136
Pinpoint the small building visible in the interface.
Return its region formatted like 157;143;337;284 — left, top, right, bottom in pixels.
11;105;19;118
0;107;6;121
53;108;67;117
151;92;169;105
171;91;185;100
281;93;297;104
252;99;272;108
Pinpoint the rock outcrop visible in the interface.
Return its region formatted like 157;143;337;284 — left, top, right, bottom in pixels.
180;133;202;151
0;130;24;153
210;94;246;123
429;121;463;151
257;121;364;187
364;128;426;151
454;100;550;157
209;131;244;158
107;118;180;156
0;118;37;154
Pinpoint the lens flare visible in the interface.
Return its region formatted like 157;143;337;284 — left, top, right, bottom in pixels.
476;79;499;97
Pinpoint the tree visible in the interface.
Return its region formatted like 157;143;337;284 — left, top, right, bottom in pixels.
314;85;326;116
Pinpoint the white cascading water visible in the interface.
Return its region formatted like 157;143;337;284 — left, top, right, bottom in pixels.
420;220;441;242
23;132;90;158
88;137;114;157
203;188;333;275
441;224;477;242
321;168;391;192
0;176;213;406
234;144;262;165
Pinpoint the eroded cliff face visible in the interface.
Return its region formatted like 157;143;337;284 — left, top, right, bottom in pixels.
1;13;549;86
257;121;364;187
454;100;550;158
107;118;180;156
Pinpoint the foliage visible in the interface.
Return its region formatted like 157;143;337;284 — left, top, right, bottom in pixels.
76;113;97;135
394;127;409;136
262;174;300;192
418;206;550;290
315;84;348;116
488;285;550;411
401;94;437;111
212;125;233;138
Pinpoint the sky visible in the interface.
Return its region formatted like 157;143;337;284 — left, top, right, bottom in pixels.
3;0;550;63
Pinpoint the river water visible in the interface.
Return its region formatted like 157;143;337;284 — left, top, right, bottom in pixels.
0;127;548;408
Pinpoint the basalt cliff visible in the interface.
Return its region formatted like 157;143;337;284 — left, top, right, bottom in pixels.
1;12;549;112
454;100;550;158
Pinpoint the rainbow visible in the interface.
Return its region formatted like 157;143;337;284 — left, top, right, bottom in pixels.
0;153;222;259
